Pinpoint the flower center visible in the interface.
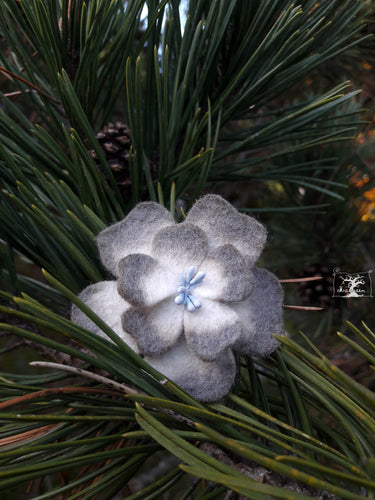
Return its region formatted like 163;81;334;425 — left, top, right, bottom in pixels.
174;266;205;312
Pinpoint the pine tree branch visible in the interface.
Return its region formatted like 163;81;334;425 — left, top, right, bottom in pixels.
29;361;141;395
199;443;341;499
0;65;59;103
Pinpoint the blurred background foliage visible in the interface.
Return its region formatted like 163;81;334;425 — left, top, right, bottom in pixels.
0;0;375;498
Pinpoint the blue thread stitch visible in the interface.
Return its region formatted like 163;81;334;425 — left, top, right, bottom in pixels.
174;266;205;312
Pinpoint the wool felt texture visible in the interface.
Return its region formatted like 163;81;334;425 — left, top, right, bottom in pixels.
183;300;242;361
185;194;267;264
97;201;174;277
151;223;208;273
117;240;253;359
117;254;178;307
122;300;183;356
71;194;284;402
145;340;237;403
195;244;254;302
232;267;283;357
71;281;140;353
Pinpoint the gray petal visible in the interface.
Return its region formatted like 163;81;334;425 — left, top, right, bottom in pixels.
183;299;242;361
117;254;177;307
97;202;174;277
145;340;236;402
196;244;253;302
122;300;183;356
151;223;208;273
185;194;267;264
232;267;283;357
70;281;139;352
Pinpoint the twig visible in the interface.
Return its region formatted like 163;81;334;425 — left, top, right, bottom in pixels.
199;443;340;499
283;305;324;311
0;387;120;410
279;276;323;283
23;339;85;366
4;90;29;98
30;361;141;395
0;65;60;103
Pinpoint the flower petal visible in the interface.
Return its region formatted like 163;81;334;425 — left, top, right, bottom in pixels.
70;281;140;352
183;299;242;361
122;300;183;356
151;223;208;274
195;244;253;302
145;341;236;402
185;194;267;264
97;202;174;277
232;267;283;357
117;254;177;307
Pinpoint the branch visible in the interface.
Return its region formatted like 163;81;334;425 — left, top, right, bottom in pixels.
283;305;324;311
30;361;141;395
23;339;85;366
279;277;323;283
199;443;340;499
0;65;60;104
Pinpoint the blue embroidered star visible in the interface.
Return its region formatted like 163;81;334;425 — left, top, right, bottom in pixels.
174;266;205;312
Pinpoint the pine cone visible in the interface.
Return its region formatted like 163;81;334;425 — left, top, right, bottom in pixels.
297;264;335;308
90;122;157;203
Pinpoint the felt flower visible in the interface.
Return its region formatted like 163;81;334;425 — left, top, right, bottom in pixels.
71;195;284;402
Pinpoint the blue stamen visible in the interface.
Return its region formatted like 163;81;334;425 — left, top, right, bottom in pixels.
186;266;195;282
189;271;205;286
189;295;201;309
174;293;185;305
174;266;205;312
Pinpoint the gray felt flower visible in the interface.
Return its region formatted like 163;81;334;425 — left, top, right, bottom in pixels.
71;195;284;402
